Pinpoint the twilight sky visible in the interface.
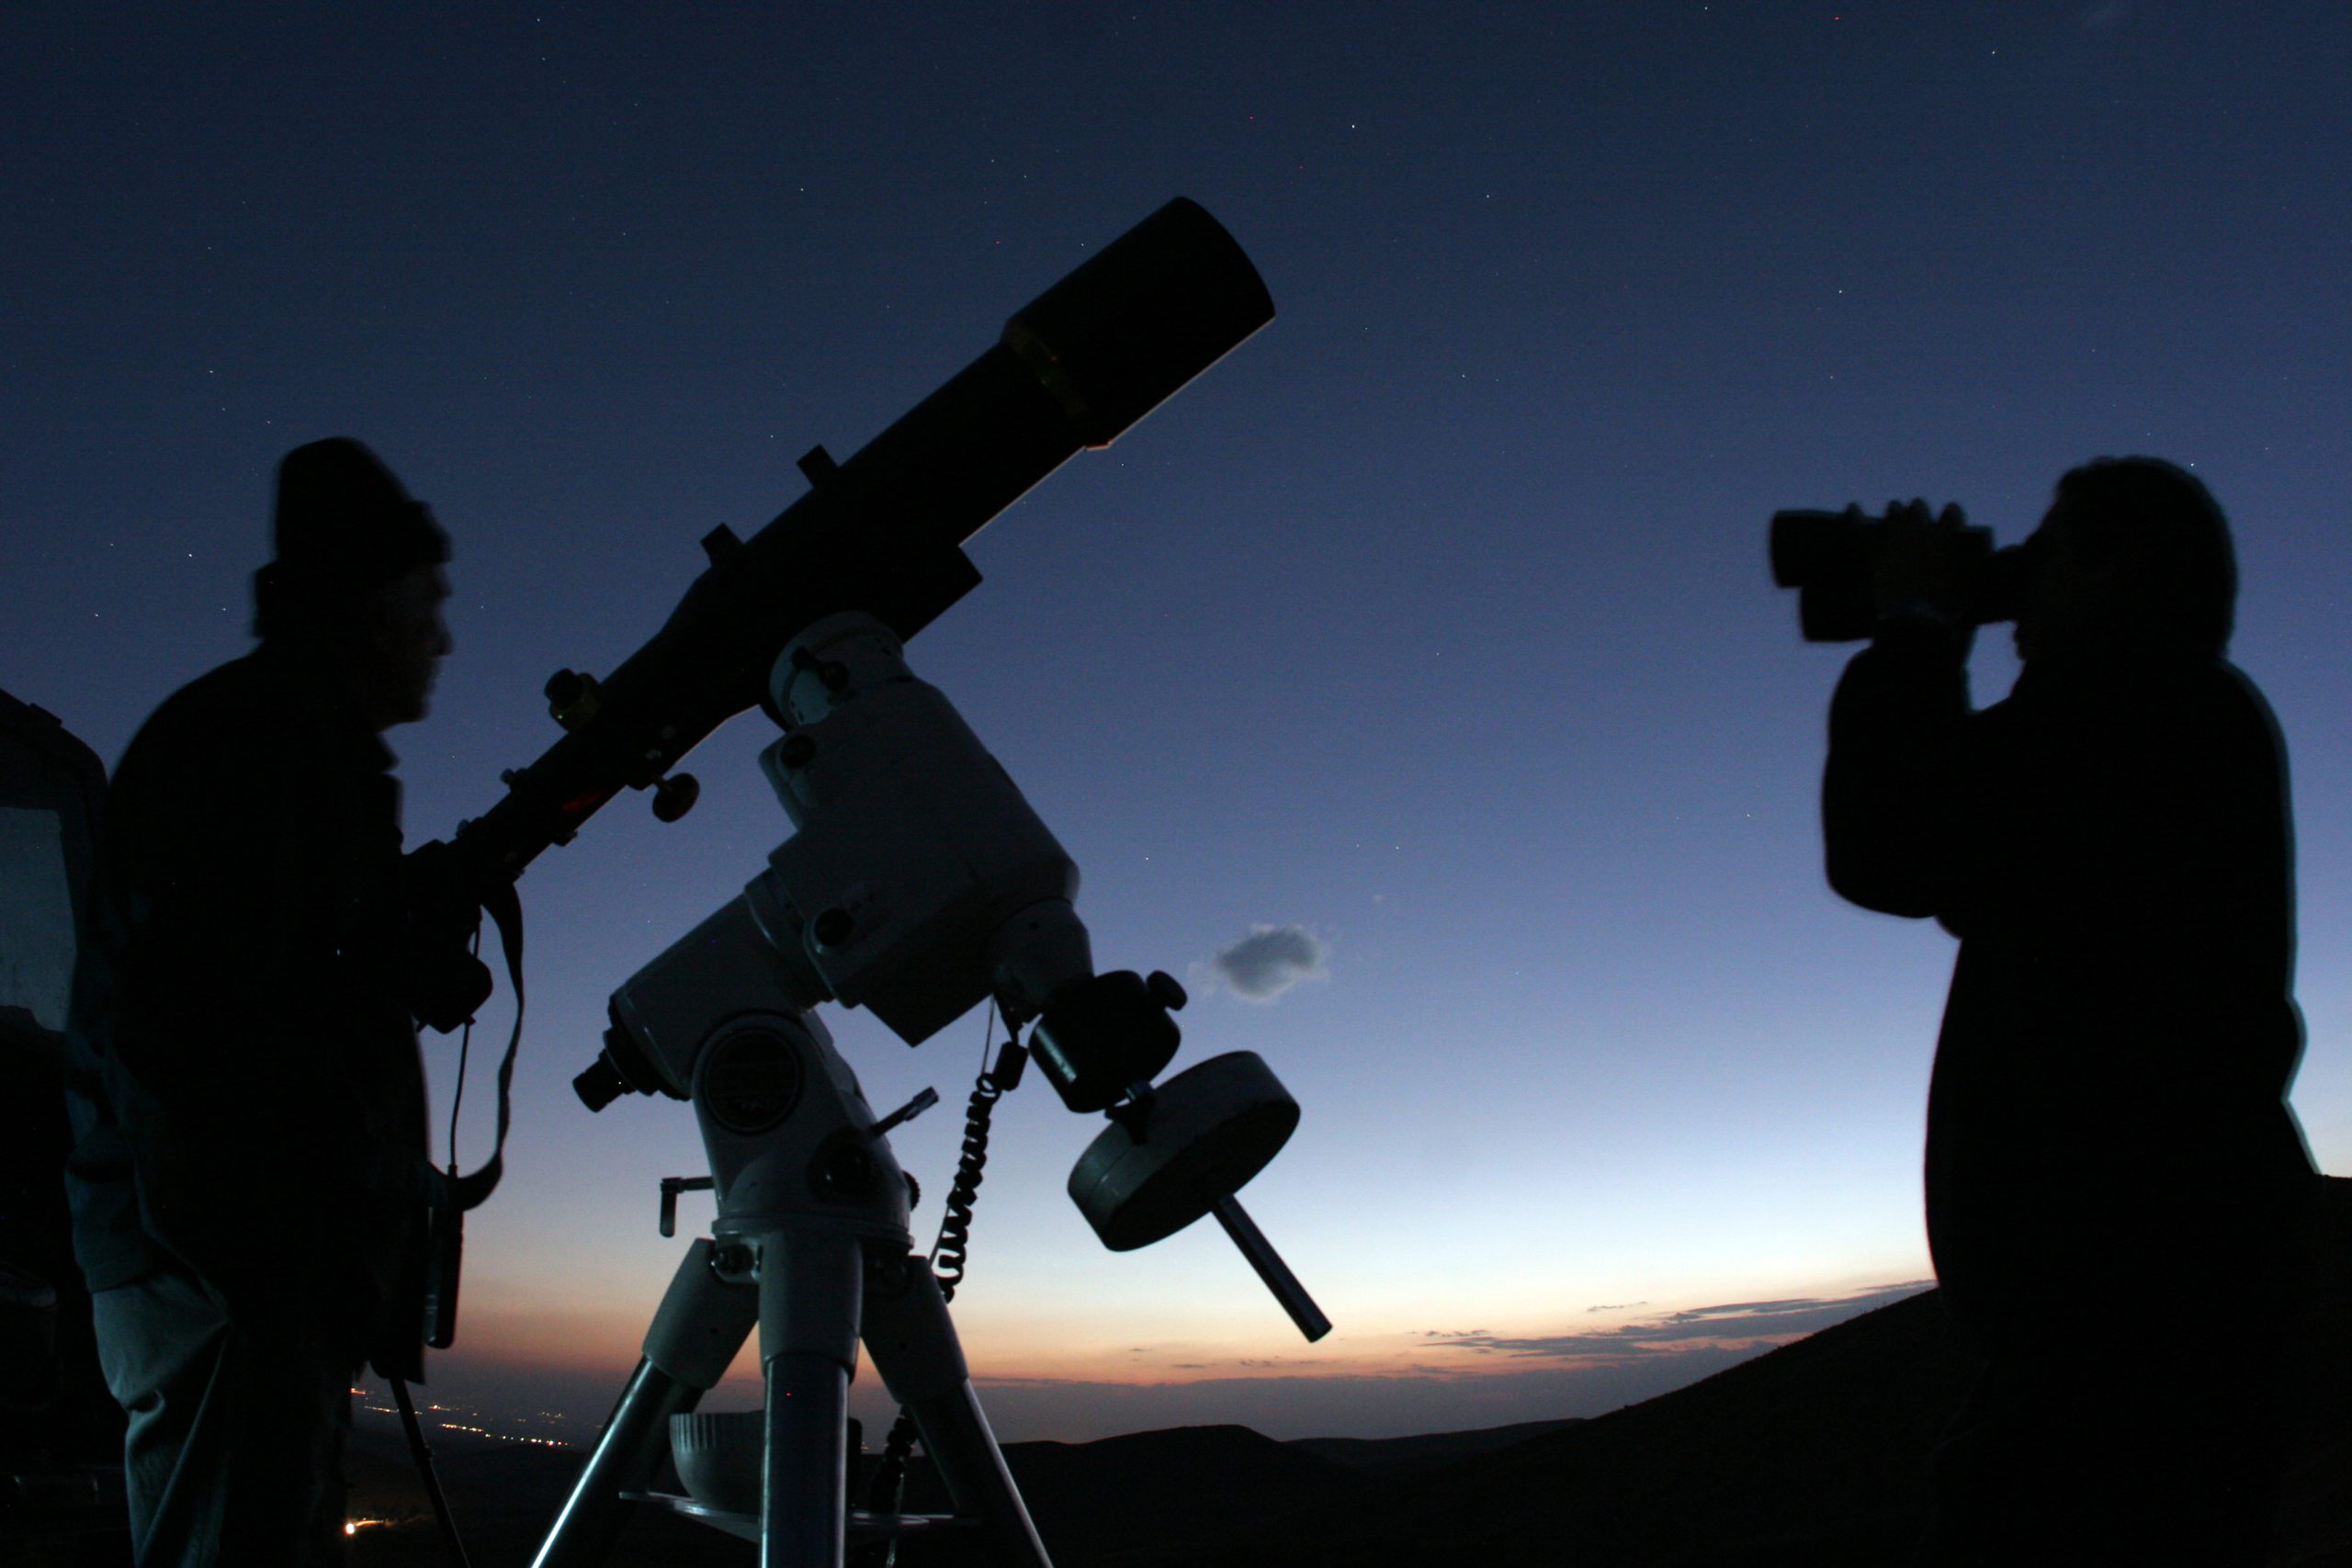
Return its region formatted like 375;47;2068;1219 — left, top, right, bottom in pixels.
6;3;2349;1445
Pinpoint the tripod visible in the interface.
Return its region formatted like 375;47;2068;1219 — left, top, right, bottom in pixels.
532;965;1046;1567
530;612;1325;1567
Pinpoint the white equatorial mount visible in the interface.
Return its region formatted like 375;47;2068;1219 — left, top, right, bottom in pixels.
540;614;1326;1568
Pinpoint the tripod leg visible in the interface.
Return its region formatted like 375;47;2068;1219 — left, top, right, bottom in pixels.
863;1255;1052;1568
534;1239;758;1568
756;1230;865;1568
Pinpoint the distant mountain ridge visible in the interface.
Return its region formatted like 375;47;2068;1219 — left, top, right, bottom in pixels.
1091;1286;1974;1567
345;1412;1596;1565
341;1259;2352;1565
348;1292;1970;1566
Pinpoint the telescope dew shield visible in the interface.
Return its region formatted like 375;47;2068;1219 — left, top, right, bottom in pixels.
451;198;1274;894
1004;197;1276;450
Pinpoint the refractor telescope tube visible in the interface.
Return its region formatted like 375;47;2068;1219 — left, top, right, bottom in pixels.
450;198;1275;893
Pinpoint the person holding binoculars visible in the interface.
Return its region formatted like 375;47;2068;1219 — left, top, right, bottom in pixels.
1783;458;2317;1563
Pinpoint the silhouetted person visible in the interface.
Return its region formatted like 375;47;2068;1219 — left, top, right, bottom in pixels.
1820;458;2318;1563
1;687;125;1529
62;440;462;1565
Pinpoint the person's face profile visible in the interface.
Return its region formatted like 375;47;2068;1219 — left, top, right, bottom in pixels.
365;564;453;728
2015;509;2139;666
2013;513;2058;661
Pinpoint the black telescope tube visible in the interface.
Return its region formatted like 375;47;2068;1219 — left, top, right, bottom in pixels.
449;198;1272;890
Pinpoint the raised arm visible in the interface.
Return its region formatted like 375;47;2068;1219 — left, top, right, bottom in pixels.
1823;615;1974;920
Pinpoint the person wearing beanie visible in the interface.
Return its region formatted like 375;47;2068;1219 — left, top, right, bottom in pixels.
62;438;465;1564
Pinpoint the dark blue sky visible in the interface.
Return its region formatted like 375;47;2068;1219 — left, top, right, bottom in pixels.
6;3;2348;1440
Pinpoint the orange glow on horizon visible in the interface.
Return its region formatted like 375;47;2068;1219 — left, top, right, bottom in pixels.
435;1310;1825;1392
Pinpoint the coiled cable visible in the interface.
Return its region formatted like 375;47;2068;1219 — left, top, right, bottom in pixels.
929;1055;1009;1301
861;1010;1030;1560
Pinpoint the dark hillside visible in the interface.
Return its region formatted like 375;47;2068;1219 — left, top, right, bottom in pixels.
1289;1418;1581;1479
352;1272;2352;1565
343;1292;1981;1566
899;1424;1356;1559
1099;1287;1977;1568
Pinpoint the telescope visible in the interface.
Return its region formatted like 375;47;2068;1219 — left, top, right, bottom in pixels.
443;197;1275;890
428;200;1329;1568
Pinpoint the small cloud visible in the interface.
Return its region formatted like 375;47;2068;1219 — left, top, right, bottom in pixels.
2080;0;2132;29
1210;924;1328;1002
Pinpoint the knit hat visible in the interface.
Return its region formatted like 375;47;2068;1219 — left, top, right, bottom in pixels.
270;437;449;589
